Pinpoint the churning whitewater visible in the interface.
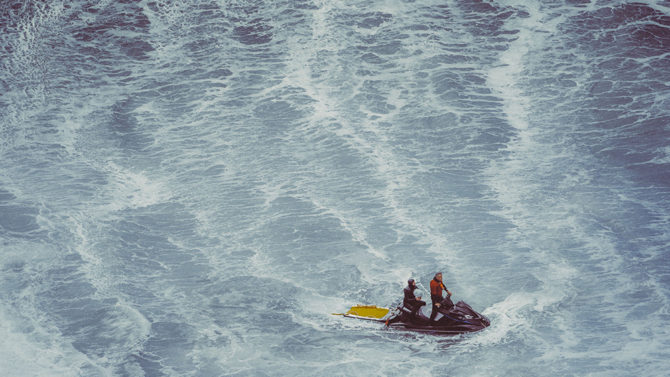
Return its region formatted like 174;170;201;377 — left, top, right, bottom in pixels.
1;0;670;376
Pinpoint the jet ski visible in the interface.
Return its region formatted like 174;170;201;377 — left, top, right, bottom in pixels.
334;299;490;335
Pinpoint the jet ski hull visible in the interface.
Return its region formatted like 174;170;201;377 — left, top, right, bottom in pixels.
335;301;490;335
387;301;490;334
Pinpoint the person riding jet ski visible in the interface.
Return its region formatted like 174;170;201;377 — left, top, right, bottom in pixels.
430;272;453;321
403;278;426;315
383;277;490;333
385;279;426;326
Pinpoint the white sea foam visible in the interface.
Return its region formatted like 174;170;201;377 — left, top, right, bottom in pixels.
3;0;670;375
0;241;114;377
0;1;66;151
278;0;466;282
480;1;670;370
98;162;172;213
480;0;587;357
0;306;95;377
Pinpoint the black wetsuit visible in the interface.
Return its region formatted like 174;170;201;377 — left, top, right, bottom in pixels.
403;285;426;314
387;284;426;326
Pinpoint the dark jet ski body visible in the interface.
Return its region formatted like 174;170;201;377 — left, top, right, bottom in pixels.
386;300;490;335
334;300;490;335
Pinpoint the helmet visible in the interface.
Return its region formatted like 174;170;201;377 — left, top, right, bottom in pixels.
413;289;424;299
407;278;415;285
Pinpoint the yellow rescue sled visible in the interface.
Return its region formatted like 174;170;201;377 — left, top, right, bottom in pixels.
332;305;391;321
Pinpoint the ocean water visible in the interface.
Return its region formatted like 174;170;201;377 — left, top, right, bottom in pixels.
1;0;670;376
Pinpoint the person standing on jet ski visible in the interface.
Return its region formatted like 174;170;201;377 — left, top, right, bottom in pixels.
430;272;453;321
403;278;426;314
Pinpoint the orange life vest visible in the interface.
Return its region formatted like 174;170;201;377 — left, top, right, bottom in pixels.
430;278;445;301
